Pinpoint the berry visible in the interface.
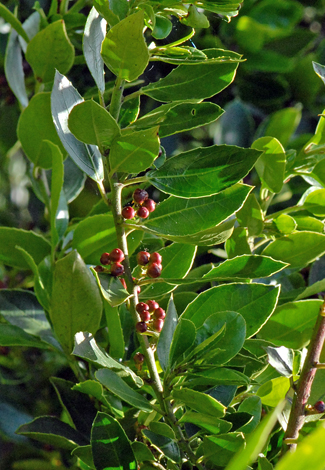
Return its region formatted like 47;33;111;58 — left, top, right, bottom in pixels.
119;278;127;289
137;251;151;266
133;188;148;204
147;300;159;312
153;307;166;320
136;321;148;333
140;311;151;322
137;206;150;219
150;252;162;264
315;401;325;413
143;198;156;213
147;263;162;278
152;318;164;333
110;262;125;277
109;248;125;263
122;206;136;219
134;352;145;364
94;265;105;272
136;302;149;314
100;252;111;265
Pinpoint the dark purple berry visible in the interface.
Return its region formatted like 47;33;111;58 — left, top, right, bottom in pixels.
100;252;111;265
110;262;124;277
109;248;125;263
133;188;148;204
136;321;148;333
122;206;136;219
143;198;156;213
147;263;162;278
315;401;325;413
137;251;150;266
137;206;149;219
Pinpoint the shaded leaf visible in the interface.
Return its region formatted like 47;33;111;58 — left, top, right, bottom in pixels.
169;318;196;368
157;296;178;372
143;429;180;463
4;28;28;108
172;388;226;418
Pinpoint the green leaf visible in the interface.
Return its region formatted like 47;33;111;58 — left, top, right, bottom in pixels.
165;218;235;246
187;368;250;387
152;15;172;39
51;71;104;182
147;145;261;198
202;255;288;281
71;445;94;469
109;127;159;174
258;299;323;349
101;10;149;81
265;346;293;377
132;441;155;462
95;271;131;308
142;429;181;463
91;412;136;470
179;411;232;435
263;107;302;148
103;302;125;359
225;227;251;258
0;227;51;269
143;184;252;238
72;380;122;416
83;7;106;93
133;102;224;138
204;433;245;467
0;4;30;42
293;215;324;233
48;141;66;249
16;416;88;450
169;318;196;368
4;29;28;108
173;388;226;418
256;377;290;407
181;5;210;28
142;49;241;102
273;214;297;234
182;283;280;338
26;20;74;83
262;232;325;268
94;0;119;27
252;136;286;193
50;250;103;353
0;324;49;348
237;396;262;434
68;100;120;154
304;189;325;217
237;193;264;237
313;61;325;86
95;369;153;412
119;96;140;128
157;296;178;372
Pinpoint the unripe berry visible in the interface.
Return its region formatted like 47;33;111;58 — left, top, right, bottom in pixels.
133;352;145;364
143;198;156;213
147;300;159;312
137;251;150;266
136;302;149;314
315;401;325;413
100;252;111;265
147;263;162;278
152;318;164;332
153;307;166;320
137;206;149;219
109;248;125;263
136;321;148;333
133;188;148;204
122;206;136;220
140;311;151;322
110;262;124;277
150;252;162;264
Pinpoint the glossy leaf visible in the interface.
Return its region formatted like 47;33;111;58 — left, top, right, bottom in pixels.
236;193;264;237
103;302;125;359
202;255;287;281
132;441;155;462
157;296;178;372
265;346;293;377
50;250;103;353
147;145;261;198
63;156;87;203
164;218;235;246
68;100;120;154
109;127;159;174
257;377;290;407
273;214;297;234
83;7;106;93
187;368;250;387
262;232;325;268
182;283;280;338
263;107;301;148
119;96;140;128
258;299;322;349
0;227;51;269
0;324;49;349
19;11;40;53
26;20;74;83
169;318;196;368
179;412;232;435
4;28;28;108
101;10;149;81
204;433;245;467
95;271;131;308
51;71;104;182
237;396;262;434
142;49;241;102
304;189;325;217
95;369;153;412
252;136;286;193
143;184;252;238
133;102;224;138
142;429;181;463
48;141;66;249
72;380;121;415
91;412;136;470
225;227;251;258
0;4;30;43
172;388;226;418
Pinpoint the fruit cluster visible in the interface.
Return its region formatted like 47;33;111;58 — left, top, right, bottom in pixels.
136;251;162;278
122;188;156;220
135;300;166;334
99;248;125;276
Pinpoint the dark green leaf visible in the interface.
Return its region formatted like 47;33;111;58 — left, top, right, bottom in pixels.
204;433;245;467
152;15;173;39
169;318;196;368
91;412;136;470
157;296;178;372
103;302;125;359
179;411;232;434
0;324;49;348
173;388;226;418
262;107;301;148
63;156;87;203
95;271;131;307
132;441;155;462
225;227;251;258
48;141;66;248
252;137;286;193
71;445;94;469
237;396;262;434
165;218;235;246
237;193;264;237
4;29;28;108
119;96;140;128
187;368;250;387
142;429;180;463
83;7;106;93
0;4;30;43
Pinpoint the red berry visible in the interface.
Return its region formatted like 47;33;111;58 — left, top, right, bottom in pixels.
140;311;151;322
153;307;166;320
133;188;148;204
137;251;150;266
147;300;159;312
136;302;149;314
110;262;124;277
94;265;105;272
147;263;162;278
150;252;162;264
152;318;164;333
136;321;148;333
137;206;149;219
315;401;325;413
134;352;145;364
109;248;125;263
143;198;156;213
100;252;111;265
122;206;136;219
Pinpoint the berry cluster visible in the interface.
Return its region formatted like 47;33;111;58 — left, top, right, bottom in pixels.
99;248;125;277
122;188;156;220
135;300;166;334
136;251;162;278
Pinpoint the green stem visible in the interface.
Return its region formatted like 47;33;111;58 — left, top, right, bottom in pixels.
122;176;149;187
68;0;91;13
109;76;125;121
